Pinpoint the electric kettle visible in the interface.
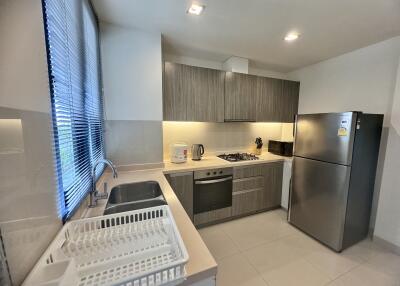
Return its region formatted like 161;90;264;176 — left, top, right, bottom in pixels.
191;144;204;161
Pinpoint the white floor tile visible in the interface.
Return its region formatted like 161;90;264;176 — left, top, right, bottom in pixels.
327;264;400;286
199;225;240;262
198;210;400;286
262;259;331;286
243;239;306;275
304;248;363;279
216;253;268;286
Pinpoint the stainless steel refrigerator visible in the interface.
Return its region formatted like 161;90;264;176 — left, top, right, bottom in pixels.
288;112;383;252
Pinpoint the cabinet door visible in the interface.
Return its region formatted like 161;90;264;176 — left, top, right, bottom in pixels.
186;65;225;122
233;164;265;179
163;62;187;121
262;162;284;208
232;188;264;216
256;77;283;122
165;172;193;220
163;62;225;122
280;80;300;123
224;72;257;121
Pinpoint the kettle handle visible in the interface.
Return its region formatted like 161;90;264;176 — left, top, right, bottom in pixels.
199;144;204;156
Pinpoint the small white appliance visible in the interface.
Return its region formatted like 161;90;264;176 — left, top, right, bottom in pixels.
170;143;188;163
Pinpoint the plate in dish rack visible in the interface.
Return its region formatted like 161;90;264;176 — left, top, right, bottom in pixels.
23;205;189;286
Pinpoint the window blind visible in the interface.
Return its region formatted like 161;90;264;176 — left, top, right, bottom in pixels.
42;0;105;220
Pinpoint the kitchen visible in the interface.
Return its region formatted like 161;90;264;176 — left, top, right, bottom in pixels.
1;0;400;286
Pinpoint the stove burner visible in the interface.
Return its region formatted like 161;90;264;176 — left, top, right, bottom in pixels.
218;153;259;162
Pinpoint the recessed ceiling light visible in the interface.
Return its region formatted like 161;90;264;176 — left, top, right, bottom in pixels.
284;32;300;42
187;3;205;15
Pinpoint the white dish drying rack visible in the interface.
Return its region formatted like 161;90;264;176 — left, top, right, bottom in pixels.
23;205;189;286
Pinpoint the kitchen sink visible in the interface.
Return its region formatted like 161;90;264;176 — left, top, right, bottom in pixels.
104;181;166;215
103;199;167;215
107;181;163;204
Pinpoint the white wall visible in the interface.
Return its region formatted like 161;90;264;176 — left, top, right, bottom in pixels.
0;0;50;114
0;0;61;284
288;36;400;248
100;23;164;166
100;23;163;121
289;37;400;126
374;57;400;249
163;122;285;159
163;54;289;79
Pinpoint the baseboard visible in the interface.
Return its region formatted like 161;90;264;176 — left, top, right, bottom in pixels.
373;235;400;255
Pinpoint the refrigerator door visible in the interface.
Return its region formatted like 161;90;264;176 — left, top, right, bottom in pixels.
288;156;351;251
294;112;357;165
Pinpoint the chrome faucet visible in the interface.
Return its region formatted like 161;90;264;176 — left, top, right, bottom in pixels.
89;158;118;208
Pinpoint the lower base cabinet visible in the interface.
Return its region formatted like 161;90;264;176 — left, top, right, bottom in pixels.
165;172;194;221
232;162;283;217
232;188;265;216
166;161;284;226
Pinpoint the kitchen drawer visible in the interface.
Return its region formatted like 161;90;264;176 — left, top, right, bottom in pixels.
232;188;266;217
194;207;232;226
233;164;265;179
233;176;264;193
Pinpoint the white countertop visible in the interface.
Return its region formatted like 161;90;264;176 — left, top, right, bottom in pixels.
83;152;291;284
164;152;290;174
84;169;217;285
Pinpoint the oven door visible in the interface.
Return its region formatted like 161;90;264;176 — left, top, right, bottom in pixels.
194;176;233;214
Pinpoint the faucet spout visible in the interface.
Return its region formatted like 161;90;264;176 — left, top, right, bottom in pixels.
89;158;118;208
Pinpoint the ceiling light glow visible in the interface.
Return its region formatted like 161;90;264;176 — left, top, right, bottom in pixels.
284;32;300;42
187;3;205;15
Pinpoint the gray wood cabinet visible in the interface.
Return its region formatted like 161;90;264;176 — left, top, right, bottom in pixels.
163;62;225;122
163;62;299;122
232;162;283;217
165;172;194;220
163;62;187;121
256;77;283;122
280;80;300;123
262;162;284;208
256;78;299;123
224;72;257;121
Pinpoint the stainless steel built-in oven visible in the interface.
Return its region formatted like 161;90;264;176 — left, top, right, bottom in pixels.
193;168;233;214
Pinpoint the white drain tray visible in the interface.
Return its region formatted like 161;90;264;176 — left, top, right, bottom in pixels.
23;205;189;286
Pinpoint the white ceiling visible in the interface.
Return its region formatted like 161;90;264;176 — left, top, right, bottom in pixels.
92;0;400;72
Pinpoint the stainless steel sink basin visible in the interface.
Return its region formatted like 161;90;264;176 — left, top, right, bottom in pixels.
107;181;163;204
103;199;167;215
103;181;166;215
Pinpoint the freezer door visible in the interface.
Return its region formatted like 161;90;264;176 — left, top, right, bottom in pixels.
294;112;357;165
288;156;351;251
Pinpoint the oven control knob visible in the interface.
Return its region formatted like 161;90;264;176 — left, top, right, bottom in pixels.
219;171;223;174
206;172;210;176
213;171;217;175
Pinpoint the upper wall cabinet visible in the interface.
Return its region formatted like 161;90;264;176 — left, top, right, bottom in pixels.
163;62;299;123
281;80;300;122
163;62;225;122
256;78;300;122
256;77;283;122
224;72;257;121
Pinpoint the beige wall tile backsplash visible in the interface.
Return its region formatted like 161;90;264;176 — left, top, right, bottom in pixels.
163;122;294;159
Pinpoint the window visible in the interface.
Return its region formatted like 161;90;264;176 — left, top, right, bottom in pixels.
42;0;105;220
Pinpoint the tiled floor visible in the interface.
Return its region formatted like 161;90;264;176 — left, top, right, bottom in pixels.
198;209;400;286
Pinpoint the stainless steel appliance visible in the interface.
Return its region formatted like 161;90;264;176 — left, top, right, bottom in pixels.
194;168;233;214
288;112;383;251
217;153;259;162
191;144;204;161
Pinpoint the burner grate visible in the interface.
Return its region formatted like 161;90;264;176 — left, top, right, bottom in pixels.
218;153;259;162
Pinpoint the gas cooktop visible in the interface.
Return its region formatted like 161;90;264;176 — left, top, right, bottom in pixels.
217;153;259;162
